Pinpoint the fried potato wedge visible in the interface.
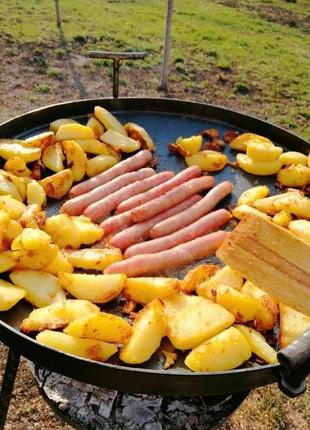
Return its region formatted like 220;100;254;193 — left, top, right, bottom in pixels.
232;204;270;221
21;299;99;333
0;172;22;201
0;195;26;219
253;191;310;219
86;116;105;138
24;132;54;148
124;277;179;304
100;129;140;153
0;253;16;273
36;330;117;362
26;180;46;207
185;150;227;172
42;250;73;275
58;272;125;304
62;140;87;181
216;285;260;323
181;264;219;294
235;325;278;364
277;164;310;188
120;299;166;364
9;270;66;308
65;312;132;344
288;219;310;245
124;122;155;151
279;303;310;348
1;170;27;201
273;210;292;227
49;118;78;133
66;247;122;271
237;153;282;176
0;279;26;311
86;155;118;178
4;157;31;177
6;244;58;270
163;294;235;350
55;123;95;141
5;219;23;243
175;135;202;156
279;151;308;166
185;326;251;372
42;142;64;173
39;169;74;199
237;185;270;206
75;139;110;155
44;214;81;249
94;106;127;136
11;228;51;251
72;216;103;245
246;141;282;162
229;133;272;152
19;204;46;229
0;143;41;162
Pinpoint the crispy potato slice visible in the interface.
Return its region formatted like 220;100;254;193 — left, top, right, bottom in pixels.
55;123;95;141
44;214;81;249
5;219;23;243
0;143;41;162
39;169;73;199
272;210;292;227
235;325;278;364
62;140;87;181
288;219;310;245
9;270;66;308
86;155;118;178
72;216;103;245
120;299;166;364
196;265;244;301
24;132;54;148
277;165;310;188
65;248;122;271
279;303;310;348
237;153;282;176
163;294;235;350
246;141;282;162
237;185;270;206
185;150;227;172
181;264;219;294
1;170;27;201
252;190;302;215
26;180;46;207
21;299;99;333
229;133;272;152
279;151;308;166
11;228;51;251
42;142;64;173
124;277;179;304
65;312;132;344
216;285;260;323
58;272;125;303
49;118;78;133
19;204;46;229
6;244;58;270
0;172;22;201
42;250;73;275
86;116;105;138
0;253;16;273
0;195;26;219
36;330;117;362
185;326;251;372
75;139;111;155
100;130;140;153
124;122;155;151
0;279;26;311
232;204;271;221
4;157;31;177
175;135;202;155
94;106;127;136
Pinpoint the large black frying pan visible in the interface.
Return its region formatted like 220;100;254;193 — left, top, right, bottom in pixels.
0;98;309;397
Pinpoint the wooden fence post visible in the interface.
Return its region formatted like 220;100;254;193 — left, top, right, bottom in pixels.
55;0;61;27
159;0;173;91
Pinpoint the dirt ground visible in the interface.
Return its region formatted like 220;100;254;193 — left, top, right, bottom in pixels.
0;37;309;429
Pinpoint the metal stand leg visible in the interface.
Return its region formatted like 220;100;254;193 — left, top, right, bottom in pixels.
0;349;20;430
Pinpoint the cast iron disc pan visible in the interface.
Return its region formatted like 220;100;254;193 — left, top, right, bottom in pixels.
0;98;309;396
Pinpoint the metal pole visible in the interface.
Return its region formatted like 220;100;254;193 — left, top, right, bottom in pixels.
0;349;20;429
159;0;174;90
113;59;120;99
55;0;62;28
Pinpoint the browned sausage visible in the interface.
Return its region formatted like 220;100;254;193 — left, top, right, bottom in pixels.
150;180;233;238
115;165;201;213
109;194;202;249
125;209;231;258
69;149;152;197
105;230;228;276
60;168;157;216
131;176;215;223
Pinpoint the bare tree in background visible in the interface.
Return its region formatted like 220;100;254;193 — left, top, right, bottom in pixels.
159;0;174;90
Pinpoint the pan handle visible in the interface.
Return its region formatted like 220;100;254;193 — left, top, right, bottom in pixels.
277;328;310;398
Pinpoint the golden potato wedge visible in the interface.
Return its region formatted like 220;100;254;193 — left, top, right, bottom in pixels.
288;219;310;245
253;191;310;219
235;325;278;364
62;140;87;181
11;228;51;251
72;216;103;245
120;299;166;364
58;272;125;303
272;210;292;227
1;170;27;201
277;164;310;187
279;151;308;166
0;172;22;201
185;326;251;372
175;135;202;155
185;150;227;172
0;143;41;162
94;106;127;136
43;214;81;249
24;131;54;148
86;116;105;138
237;153;282;176
124;122;155;151
7;244;58;270
164;294;235;350
0;279;26;311
216;285;260;323
124;277;179;304
181;264;219;294
196;265;244;301
237;185;270;206
0;195;26;219
232;204;270;221
246;141;282;162
21;299;99;333
36;330;117;362
5;219;23;243
26;180;46;207
39;169;74;199
49;118;78;133
86;155;118;178
42;250;73;275
41;142;64;173
229;133;272;152
55;123;95;141
75;139;111;155
100;130;140;153
9;270;66;308
65;312;132;344
0;253;16;272
65;247;122;271
19;204;46;229
279;303;310;348
4;157;31;177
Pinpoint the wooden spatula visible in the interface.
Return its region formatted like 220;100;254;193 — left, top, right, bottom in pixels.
216;213;310;316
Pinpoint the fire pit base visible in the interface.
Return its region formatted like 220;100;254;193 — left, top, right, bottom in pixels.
33;365;249;430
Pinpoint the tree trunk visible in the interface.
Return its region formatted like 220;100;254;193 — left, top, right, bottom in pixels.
159;0;173;91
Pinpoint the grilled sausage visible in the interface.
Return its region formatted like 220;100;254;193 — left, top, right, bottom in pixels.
84;171;174;223
125;209;231;258
130;176;215;223
61;168;157;216
116;165;201;213
105;230;228;276
69;149;152;197
109;194;202;250
150;180;233;239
